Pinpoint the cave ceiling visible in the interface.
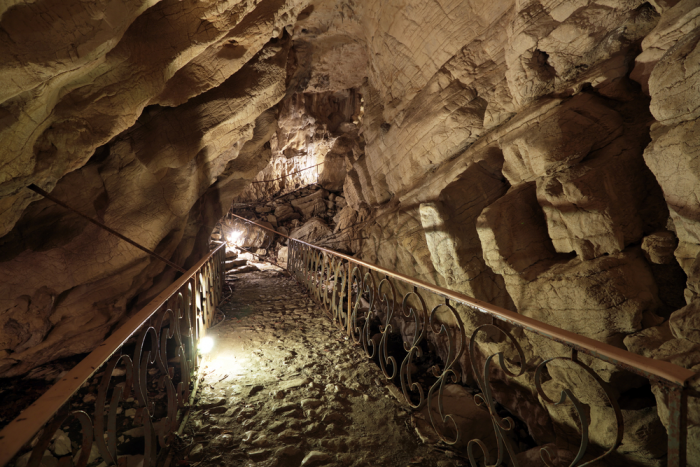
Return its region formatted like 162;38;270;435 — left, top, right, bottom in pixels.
1;4;700;459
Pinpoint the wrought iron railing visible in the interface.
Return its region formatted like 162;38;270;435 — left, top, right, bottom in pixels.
0;245;225;467
231;214;696;467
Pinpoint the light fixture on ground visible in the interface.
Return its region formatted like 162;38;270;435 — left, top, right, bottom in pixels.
226;229;243;247
198;336;214;354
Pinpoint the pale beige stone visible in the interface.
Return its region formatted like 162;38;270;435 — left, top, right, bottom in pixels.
644;119;700;300
290;189;327;220
332;206;357;234
505;0;655;108
476;182;556;276
631;0;700;93
642;231;678;264
274;205;300;222
277;246;289;268
669;299;700;344
499;94;623;185
0;5;698;466
624;321;675;359
153;0;308;107
420;162;512;309
237;90;362;202
507;250;660;346
290;217;332;243
0;0;286;232
649;24;700;125
537;140;664;260
0;37;291;375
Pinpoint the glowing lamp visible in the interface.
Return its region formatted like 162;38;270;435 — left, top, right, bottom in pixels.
198;336;214;354
226;230;243;246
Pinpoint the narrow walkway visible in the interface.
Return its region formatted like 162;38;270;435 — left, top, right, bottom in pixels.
177;270;452;467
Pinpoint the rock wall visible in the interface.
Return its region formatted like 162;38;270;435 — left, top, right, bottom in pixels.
238;0;700;463
237;88;362;201
1;0;700;464
0;0;308;376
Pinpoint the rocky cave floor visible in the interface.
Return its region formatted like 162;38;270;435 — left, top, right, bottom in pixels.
179;269;457;467
3;268;472;467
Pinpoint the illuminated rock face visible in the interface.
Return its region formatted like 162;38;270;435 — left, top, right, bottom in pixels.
1;0;700;463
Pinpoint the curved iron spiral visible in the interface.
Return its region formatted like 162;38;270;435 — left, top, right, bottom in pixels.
467;324;526;466
399;286;427;409
534;356;624;467
377;276;398;380
427;299;466;445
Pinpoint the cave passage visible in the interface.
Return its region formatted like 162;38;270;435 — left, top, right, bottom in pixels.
180;269;447;467
3;0;699;464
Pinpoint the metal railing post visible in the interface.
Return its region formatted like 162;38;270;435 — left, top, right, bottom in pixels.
347;260;353;336
215;214;698;465
0;245;225;467
668;385;688;467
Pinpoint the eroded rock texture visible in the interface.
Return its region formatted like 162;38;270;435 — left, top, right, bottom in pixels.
0;0;306;376
1;0;700;464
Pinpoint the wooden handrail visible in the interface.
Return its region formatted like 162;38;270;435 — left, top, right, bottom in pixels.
0;244;225;466
230;213;696;387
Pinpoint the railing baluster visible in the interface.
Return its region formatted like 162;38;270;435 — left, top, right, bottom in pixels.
226;214;696;467
426;299;465;446
399;286;426;409
346;260;353;336
0;245;225;467
668;385;689;467
377;276;398;380
11;214;695;467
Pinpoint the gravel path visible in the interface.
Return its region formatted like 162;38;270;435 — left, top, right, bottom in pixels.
177;270;456;467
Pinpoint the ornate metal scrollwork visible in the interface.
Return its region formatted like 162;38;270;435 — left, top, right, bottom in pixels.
316;251;325;302
467;323;526;466
321;253;331;315
288;241;298;277
298;243;308;286
377;276;398;380
534;356;624;467
331;259;348;329
173;292;192;408
349;265;363;345
297;243;307;285
303;245;311;288
310;249;318;294
307;248;317;295
298;244;306;286
93;354;131;465
17;248;224;467
399;286;427;409
349;267;377;359
298;243;308;285
320;253;333;315
27;408;93;467
427;299;466;445
153;307;185;446
13;224;686;467
310;250;321;302
359;271;377;359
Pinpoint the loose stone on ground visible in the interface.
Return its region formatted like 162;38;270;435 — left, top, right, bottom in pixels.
176;270;453;467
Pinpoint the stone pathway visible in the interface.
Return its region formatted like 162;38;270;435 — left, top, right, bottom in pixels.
176;270;456;467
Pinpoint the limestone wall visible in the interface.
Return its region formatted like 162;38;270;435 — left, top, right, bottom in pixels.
0;0;699;463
